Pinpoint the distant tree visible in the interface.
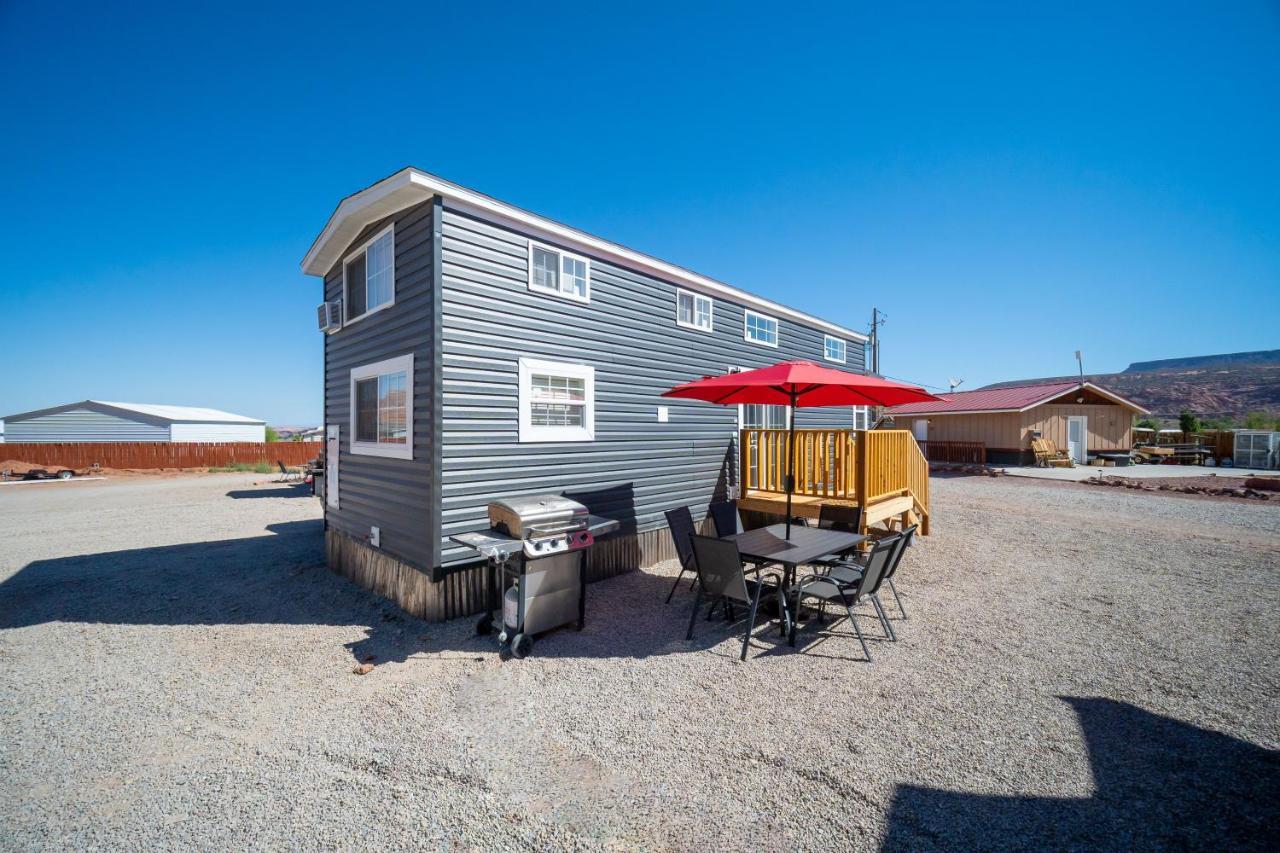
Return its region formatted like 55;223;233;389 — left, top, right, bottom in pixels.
265;426;280;442
290;434;304;442
1200;416;1234;431
1178;410;1200;435
1135;417;1159;431
1242;411;1277;430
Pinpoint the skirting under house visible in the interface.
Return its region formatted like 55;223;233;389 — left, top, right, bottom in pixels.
326;524;686;623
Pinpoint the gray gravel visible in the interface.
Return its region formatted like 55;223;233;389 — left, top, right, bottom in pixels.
1;473;1277;850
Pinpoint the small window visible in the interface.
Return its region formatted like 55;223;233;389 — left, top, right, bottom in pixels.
824;335;847;363
519;358;595;442
741;404;789;430
349;354;413;459
676;289;713;332
852;406;870;430
744;310;778;347
343;225;395;323
528;241;590;303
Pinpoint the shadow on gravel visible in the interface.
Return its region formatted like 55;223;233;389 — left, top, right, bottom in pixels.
883;696;1280;852
0;524;849;666
225;485;313;500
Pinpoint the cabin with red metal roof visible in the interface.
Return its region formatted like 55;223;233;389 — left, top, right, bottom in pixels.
885;381;1149;466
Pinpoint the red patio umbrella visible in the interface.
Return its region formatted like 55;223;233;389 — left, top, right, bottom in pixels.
662;361;940;539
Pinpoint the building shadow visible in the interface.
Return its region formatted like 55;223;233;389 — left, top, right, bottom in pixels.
225;484;313;499
0;519;798;665
882;696;1280;851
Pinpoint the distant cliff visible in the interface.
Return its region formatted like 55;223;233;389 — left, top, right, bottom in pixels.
981;350;1280;423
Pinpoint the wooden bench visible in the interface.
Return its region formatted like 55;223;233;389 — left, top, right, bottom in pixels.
1031;438;1074;468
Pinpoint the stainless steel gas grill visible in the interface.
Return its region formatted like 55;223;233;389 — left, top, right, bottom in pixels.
450;495;619;660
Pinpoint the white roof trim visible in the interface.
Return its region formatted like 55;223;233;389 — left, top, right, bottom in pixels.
301;168;868;343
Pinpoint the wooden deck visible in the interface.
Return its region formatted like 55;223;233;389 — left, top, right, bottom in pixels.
739;428;931;534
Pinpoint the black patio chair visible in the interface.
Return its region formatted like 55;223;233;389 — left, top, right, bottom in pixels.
822;524;916;620
708;500;744;537
276;461;302;483
790;532;902;660
687;535;790;662
664;506;699;604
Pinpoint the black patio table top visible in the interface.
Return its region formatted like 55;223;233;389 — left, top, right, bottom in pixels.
722;524;865;569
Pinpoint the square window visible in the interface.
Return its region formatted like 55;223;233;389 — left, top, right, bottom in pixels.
676;289;713;332
744;310;778;347
824;335;846;363
528;242;590;303
349;354;413;459
519;358;594;442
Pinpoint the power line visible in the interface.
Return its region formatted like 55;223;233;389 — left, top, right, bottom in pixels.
880;373;952;393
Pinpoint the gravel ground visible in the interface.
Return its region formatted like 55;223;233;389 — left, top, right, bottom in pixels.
1;474;1277;850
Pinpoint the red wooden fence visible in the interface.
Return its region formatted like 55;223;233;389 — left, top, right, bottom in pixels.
0;442;322;470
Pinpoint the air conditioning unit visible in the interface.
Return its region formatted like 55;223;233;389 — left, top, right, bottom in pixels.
317;300;343;334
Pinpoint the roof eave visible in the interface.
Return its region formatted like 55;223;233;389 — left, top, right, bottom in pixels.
301;168;869;343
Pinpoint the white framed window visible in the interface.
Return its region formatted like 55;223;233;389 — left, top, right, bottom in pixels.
518;358;595;443
744;310;779;347
852;406;870;430
739;404;790;430
349;353;413;459
528;241;590;303
824;335;847;363
343;224;395;324
676;289;713;332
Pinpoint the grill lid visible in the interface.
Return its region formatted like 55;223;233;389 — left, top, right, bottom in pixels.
488;494;589;538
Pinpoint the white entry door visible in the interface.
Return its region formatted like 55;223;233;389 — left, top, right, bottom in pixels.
1067;416;1087;464
912;419;928;442
325;424;340;509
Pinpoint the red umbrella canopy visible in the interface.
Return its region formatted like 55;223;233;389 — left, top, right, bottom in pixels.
661;360;941;408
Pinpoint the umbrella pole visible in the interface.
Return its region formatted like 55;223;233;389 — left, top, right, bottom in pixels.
785;390;796;540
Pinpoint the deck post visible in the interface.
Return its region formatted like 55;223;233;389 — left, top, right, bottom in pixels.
855;429;869;534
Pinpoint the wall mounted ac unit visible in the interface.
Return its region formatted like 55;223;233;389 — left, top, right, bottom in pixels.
317;300;343;334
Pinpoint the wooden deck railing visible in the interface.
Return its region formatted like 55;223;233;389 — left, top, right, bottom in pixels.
919;440;987;464
740;428;931;534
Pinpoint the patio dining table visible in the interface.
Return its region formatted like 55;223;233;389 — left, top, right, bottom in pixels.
723;523;866;590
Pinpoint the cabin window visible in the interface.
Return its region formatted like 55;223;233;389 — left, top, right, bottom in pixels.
676;289;713;332
519;358;595;442
852;406;870;430
528;242;590;303
343;224;395;323
824;335;847;363
349;354;413;459
744;310;779;347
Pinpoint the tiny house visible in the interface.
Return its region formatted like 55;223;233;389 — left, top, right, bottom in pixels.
887;381;1149;465
302;168;871;622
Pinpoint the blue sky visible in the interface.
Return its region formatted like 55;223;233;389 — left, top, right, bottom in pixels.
1;2;1277;424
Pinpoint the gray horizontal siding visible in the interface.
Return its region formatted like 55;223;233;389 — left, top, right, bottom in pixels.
5;408;169;443
439;206;866;566
324;199;437;571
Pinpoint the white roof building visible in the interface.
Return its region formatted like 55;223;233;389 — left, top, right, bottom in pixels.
1;401;267;444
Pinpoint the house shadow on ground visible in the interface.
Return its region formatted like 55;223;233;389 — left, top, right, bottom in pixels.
0;518;822;666
883;695;1280;852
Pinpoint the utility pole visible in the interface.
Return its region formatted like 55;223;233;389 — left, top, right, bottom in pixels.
869;308;885;377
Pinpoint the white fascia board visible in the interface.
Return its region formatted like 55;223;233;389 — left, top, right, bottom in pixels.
301;168;868;343
1013;382;1149;415
891;408;1023;417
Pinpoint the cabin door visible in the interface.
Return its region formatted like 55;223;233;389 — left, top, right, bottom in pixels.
911;419;928;442
1067;416;1087;464
325;425;340;509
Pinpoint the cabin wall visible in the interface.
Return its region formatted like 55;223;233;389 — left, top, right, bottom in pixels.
322;198;439;574
1022;404;1132;452
438;202;867;570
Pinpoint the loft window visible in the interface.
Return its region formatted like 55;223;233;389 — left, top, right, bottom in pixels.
349;354;413;459
527;241;590;303
744;310;779;347
676;289;713;332
824;335;847;363
343;224;395;323
518;358;595;442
